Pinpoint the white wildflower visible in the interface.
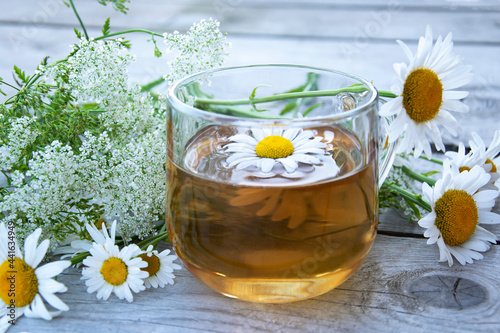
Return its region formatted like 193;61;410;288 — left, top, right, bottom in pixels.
0;116;39;170
163;18;230;85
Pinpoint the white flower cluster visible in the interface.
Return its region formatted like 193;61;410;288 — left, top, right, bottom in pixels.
46;38;135;108
163;18;231;85
1;19;229;254
0;128;167;246
0;116;39;170
100;128;167;239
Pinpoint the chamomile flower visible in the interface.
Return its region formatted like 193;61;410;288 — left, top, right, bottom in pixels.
53;219;109;263
380;26;473;158
469;131;500;187
225;128;329;174
140;245;182;289
0;223;70;329
418;163;500;266
81;221;148;302
446;131;500;190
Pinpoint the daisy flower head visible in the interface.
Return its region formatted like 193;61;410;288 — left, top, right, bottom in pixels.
225;127;331;174
0;222;70;328
380;25;473;158
469;131;500;188
418;163;500;266
140;245;182;289
53;219;110;264
446;131;500;190
81;221;148;302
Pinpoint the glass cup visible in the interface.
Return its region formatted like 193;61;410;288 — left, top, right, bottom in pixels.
166;64;396;303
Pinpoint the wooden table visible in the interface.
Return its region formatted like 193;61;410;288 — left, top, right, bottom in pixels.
1;1;499;332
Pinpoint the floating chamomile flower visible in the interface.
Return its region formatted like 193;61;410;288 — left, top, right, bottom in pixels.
225;128;329;173
0;223;70;329
81;221;148;302
418;163;500;266
380;25;473;158
140;245;182;289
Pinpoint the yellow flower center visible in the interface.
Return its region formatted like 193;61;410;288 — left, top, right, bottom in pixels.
100;257;128;286
459;166;471;173
486;158;497;173
255;135;294;159
95;218;105;230
140;253;161;277
402;68;443;123
0;258;38;307
434;189;478;246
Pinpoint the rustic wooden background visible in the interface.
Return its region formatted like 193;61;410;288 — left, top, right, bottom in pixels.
1;0;499;332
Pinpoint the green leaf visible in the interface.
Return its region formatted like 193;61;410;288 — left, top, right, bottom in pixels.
102;17;111;35
302;102;323;116
118;39;132;49
0;77;5;96
249;84;271;99
13;66;29;84
74;28;83;39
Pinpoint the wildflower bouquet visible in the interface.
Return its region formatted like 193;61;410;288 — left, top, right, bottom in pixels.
0;0;499;329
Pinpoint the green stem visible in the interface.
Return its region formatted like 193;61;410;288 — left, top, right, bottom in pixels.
141;77;165;92
417;154;444;165
0;80;20;91
387;183;432;212
70;251;90;266
94;29;164;41
69;0;89;40
136;230;170;250
379;90;398;98
195;87;396;107
402;166;437;186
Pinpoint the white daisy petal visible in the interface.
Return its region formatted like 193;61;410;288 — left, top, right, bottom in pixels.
380;96;404;117
278;158;298;173
39;290;69;312
441;99;469;113
443;90;469;100
23;228;42;266
477;211;500;224
228;133;259;145
260;158;276;173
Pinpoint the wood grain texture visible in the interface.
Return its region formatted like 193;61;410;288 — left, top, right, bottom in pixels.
9;235;500;333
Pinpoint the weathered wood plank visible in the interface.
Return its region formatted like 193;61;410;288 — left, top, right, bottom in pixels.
1;25;499;145
9;235;500;332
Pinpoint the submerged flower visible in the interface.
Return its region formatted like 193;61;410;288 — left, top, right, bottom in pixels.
380;26;473;158
140;245;182;289
418;163;500;266
225;128;329;173
81;221;148;302
0;223;70;329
